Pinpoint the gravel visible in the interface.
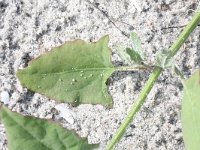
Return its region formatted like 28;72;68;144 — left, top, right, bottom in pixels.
0;0;200;149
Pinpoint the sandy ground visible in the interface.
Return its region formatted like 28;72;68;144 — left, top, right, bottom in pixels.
0;0;200;149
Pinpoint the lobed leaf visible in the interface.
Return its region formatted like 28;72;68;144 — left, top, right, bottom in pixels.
0;106;98;150
181;70;200;150
17;36;115;107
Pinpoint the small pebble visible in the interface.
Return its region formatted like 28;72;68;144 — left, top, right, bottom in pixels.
0;91;10;105
55;104;75;124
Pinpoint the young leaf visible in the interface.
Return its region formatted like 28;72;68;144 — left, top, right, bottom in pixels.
181;70;200;150
130;32;144;59
0;106;98;150
126;47;143;64
155;50;173;69
125;32;145;64
115;45;132;64
17;36;115;107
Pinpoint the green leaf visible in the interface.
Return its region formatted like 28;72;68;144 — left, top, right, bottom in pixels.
126;47;143;64
181;70;200;150
125;32;144;64
0;106;98;150
114;33;144;64
17;36;115;107
114;45;132;64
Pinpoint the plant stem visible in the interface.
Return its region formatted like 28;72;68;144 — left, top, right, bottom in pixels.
115;65;152;71
169;10;200;56
106;9;200;150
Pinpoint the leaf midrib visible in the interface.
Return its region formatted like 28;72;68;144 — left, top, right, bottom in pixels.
23;67;115;75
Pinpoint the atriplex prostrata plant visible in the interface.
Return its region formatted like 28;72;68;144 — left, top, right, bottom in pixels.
0;9;200;150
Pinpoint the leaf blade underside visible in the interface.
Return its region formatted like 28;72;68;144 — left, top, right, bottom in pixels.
0;106;98;150
125;32;145;64
181;70;200;150
17;36;115;107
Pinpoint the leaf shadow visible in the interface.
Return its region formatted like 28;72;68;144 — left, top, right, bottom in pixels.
107;69;149;92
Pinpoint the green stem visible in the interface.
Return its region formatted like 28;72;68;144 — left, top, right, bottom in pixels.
115;65;152;71
169;10;200;56
106;9;200;150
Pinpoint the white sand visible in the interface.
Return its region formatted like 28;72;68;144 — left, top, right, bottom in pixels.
0;0;200;149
